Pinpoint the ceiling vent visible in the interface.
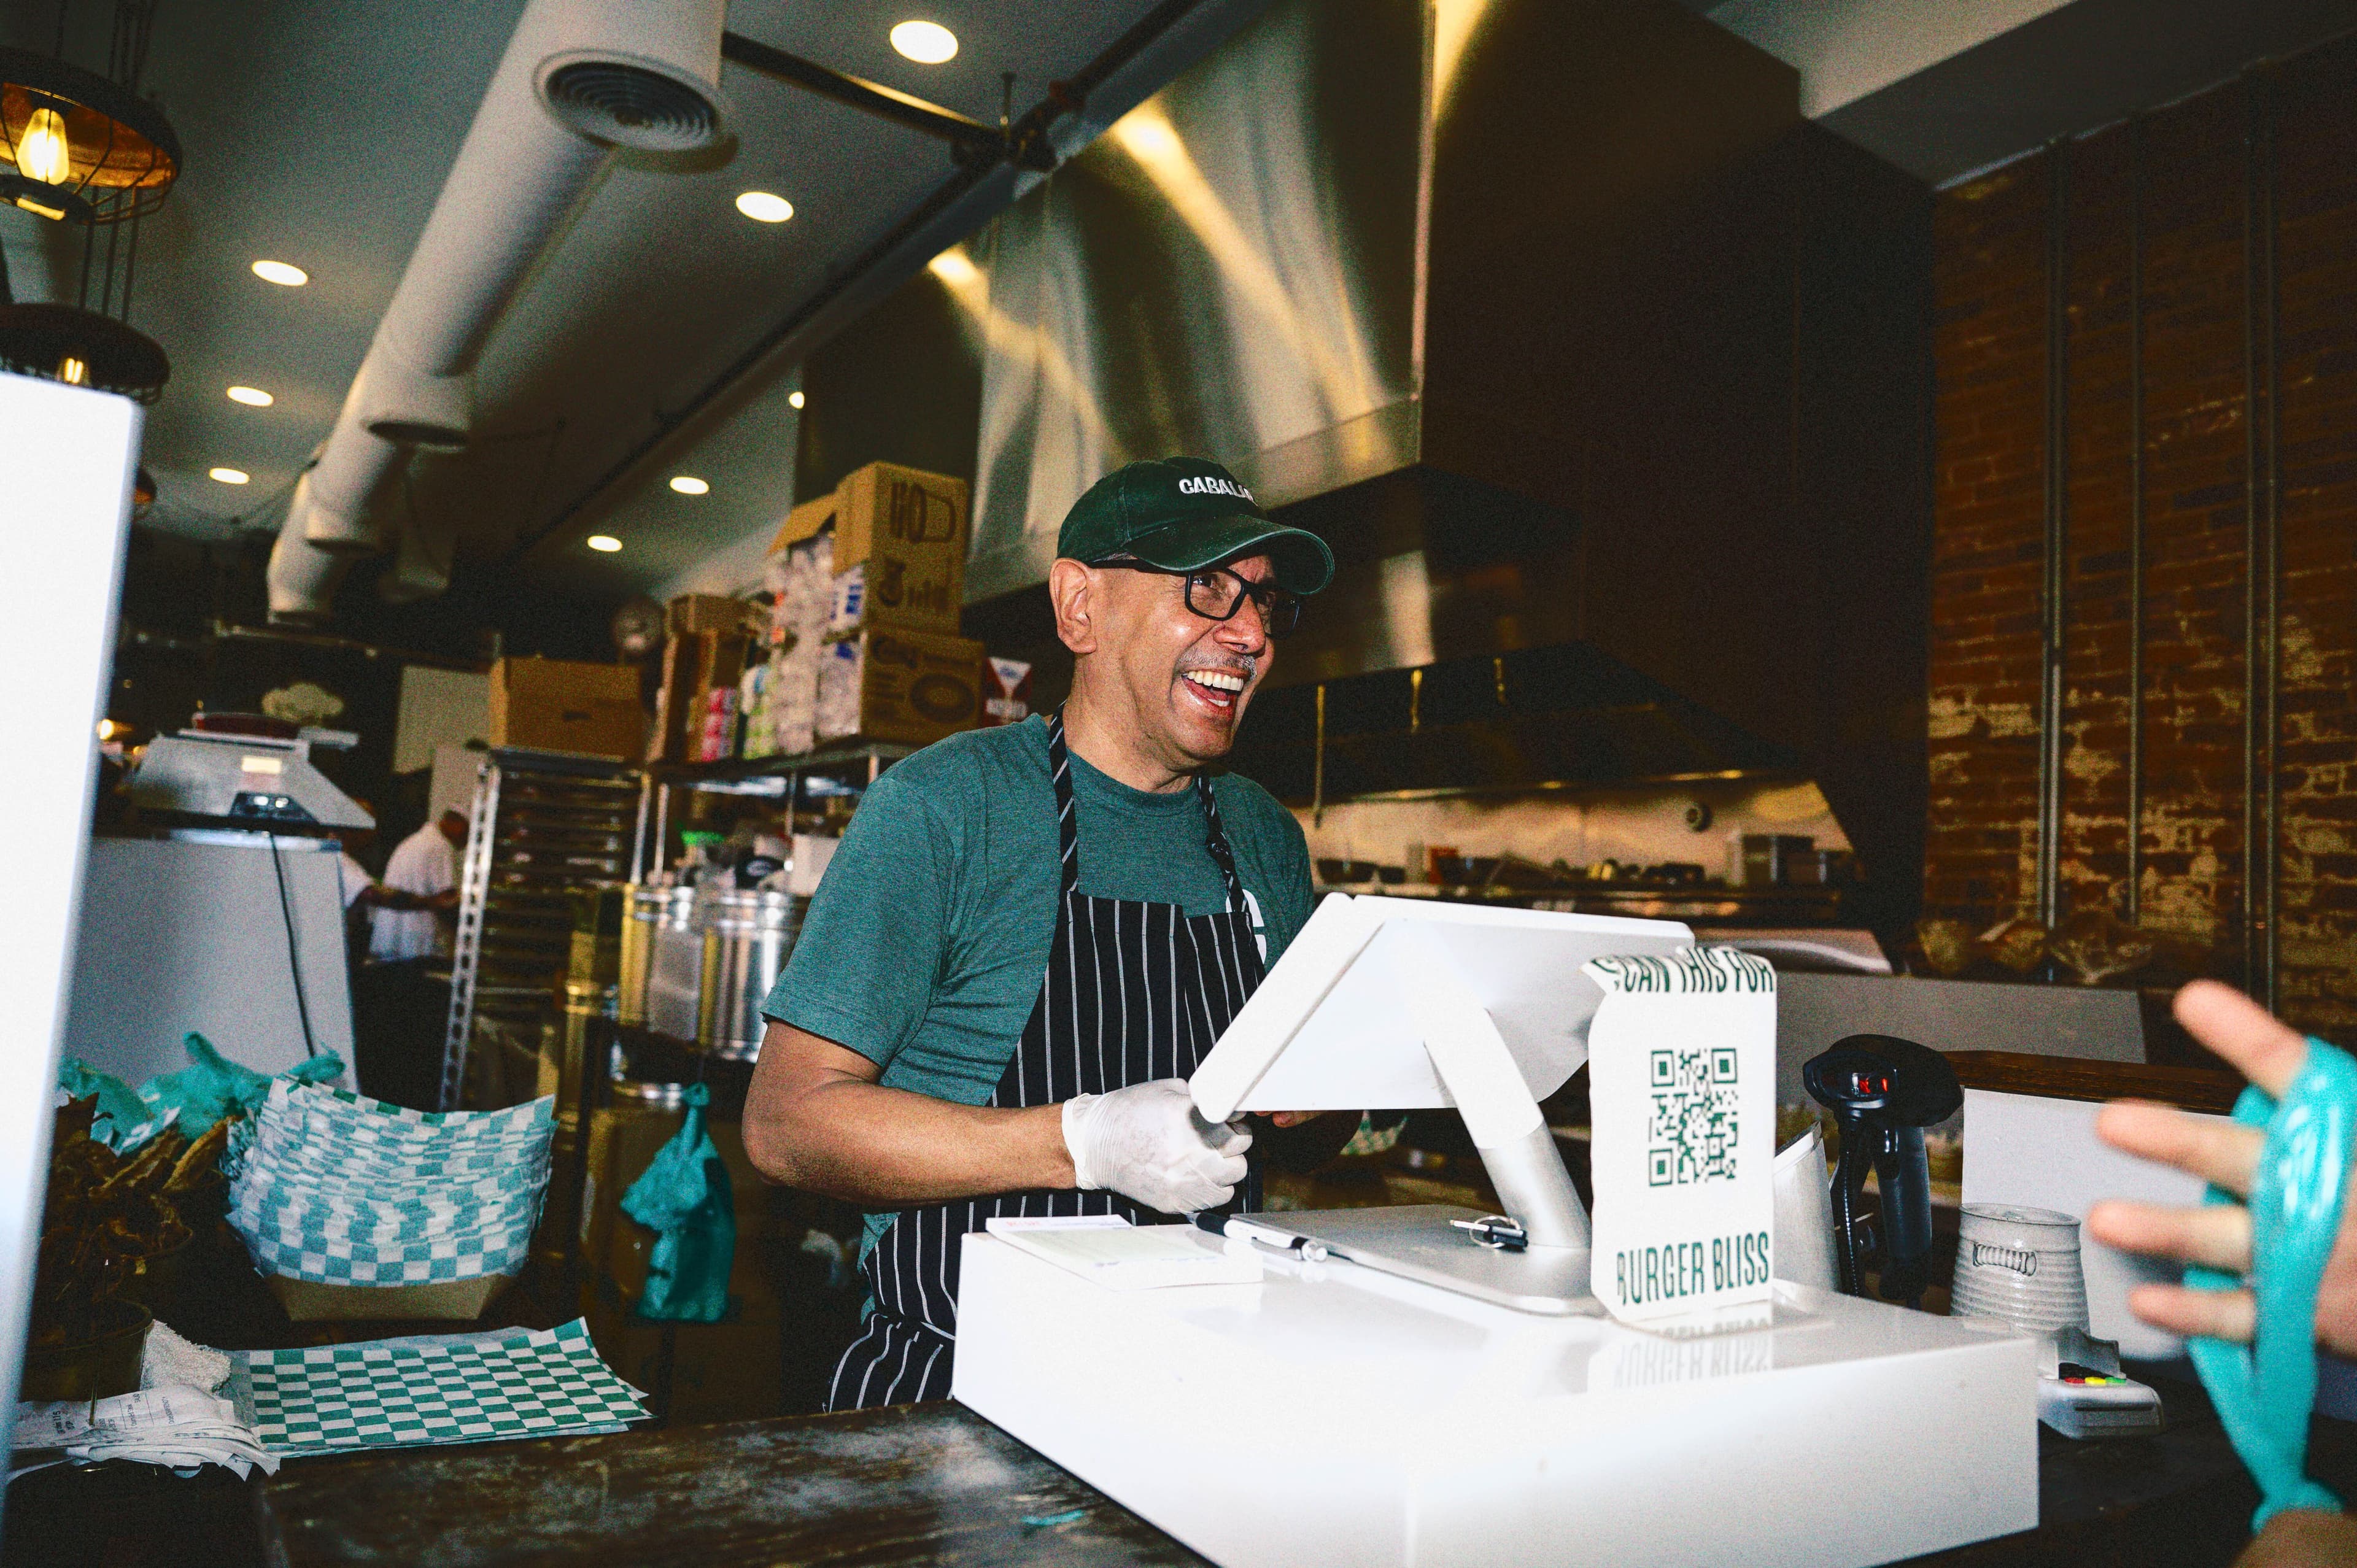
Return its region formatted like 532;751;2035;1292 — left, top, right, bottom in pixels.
540;55;721;152
266;0;727;617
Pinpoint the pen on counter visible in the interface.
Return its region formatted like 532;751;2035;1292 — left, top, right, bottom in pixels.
1191;1212;1331;1262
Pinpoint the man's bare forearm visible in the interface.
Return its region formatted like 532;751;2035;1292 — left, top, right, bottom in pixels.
743;1021;1075;1203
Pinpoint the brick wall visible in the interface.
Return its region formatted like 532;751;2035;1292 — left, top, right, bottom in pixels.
1927;36;2357;1036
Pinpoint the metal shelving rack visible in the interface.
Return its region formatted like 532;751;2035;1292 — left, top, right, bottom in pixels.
633;740;913;882
439;749;646;1111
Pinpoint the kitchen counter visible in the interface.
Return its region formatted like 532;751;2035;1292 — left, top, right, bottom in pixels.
10;1373;2349;1567
241;1378;2345;1568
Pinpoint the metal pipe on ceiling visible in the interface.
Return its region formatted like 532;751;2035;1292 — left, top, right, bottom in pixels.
718;31;1058;171
505;0;1223;567
2035;137;2070;930
263;0;731;620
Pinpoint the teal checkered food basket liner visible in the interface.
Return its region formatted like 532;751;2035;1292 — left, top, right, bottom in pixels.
228;1084;557;1286
238;1318;648;1455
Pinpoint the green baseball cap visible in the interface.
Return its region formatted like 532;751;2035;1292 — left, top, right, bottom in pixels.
1056;457;1335;595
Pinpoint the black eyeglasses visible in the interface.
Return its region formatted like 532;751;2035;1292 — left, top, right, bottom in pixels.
1098;559;1301;638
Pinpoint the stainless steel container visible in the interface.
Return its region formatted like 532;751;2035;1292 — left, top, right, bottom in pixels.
616;884;675;1028
698;889;804;1060
644;886;705;1042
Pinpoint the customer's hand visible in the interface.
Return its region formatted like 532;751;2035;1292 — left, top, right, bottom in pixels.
2086;981;2357;1358
1062;1079;1252;1214
2235;1504;2357;1567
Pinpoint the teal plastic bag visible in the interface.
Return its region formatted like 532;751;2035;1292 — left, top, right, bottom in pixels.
56;1059;166;1150
144;1032;344;1138
619;1084;736;1322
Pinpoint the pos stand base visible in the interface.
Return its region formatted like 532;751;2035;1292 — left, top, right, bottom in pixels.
1270;1203;1600;1315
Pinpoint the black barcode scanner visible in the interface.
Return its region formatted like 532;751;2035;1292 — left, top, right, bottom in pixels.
1803;1035;1961;1310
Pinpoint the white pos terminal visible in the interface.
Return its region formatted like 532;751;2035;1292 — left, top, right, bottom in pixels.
953;895;2039;1568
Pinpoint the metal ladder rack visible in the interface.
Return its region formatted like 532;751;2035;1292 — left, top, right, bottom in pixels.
439;749;646;1111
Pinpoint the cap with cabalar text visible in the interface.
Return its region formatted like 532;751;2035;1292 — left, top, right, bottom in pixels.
1056;456;1334;594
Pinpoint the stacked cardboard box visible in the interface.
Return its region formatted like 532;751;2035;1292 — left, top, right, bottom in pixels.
648;597;756;764
745;462;983;757
487;657;646;759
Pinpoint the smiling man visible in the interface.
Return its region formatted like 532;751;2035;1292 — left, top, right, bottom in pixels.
743;456;1342;1408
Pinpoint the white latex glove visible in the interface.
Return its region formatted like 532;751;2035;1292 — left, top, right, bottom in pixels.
1061;1079;1252;1215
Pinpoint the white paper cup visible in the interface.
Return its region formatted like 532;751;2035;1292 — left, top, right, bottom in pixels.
1952;1203;2089;1333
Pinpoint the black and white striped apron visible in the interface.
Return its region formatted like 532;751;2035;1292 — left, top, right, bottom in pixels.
827;710;1266;1410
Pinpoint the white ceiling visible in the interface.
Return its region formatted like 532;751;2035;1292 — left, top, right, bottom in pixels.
1;0;1180;591
13;0;2352;614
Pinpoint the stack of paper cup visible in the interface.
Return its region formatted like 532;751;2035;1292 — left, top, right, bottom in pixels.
1951;1203;2091;1334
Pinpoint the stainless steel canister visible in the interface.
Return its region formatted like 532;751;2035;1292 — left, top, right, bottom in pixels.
644;886;705;1041
697;889;805;1060
616;884;675;1028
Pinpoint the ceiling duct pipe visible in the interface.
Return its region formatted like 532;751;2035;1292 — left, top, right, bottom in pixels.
264;474;352;627
377;496;457;605
267;0;727;618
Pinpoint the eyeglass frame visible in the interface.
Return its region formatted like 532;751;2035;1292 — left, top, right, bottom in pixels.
1091;556;1302;638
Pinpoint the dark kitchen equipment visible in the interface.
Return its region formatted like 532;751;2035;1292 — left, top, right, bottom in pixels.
1315;859;1382;885
1433;855;1500;888
1803;1034;1961;1310
1742;835;1815;887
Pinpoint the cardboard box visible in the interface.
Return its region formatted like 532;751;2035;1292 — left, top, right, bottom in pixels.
771;462;968;634
487;657;645;760
667;593;754;636
816;626;983;749
269;1274;511;1323
648;631;750;763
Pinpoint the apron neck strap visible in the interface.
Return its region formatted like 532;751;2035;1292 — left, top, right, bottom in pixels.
1045;709;1082;895
1046;708;1249;914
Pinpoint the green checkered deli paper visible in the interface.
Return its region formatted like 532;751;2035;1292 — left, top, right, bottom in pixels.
1584;947;1777;1330
227;1081;555;1285
236;1321;648;1456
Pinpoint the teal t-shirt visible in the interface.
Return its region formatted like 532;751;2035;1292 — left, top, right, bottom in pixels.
760;715;1313;1106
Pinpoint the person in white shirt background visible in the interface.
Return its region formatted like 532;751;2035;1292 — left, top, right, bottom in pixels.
349;808;468;1108
368;808;467;961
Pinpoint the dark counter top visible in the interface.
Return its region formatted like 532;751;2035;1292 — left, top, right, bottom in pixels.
12;1369;2350;1568
252;1402;1208;1568
238;1377;2351;1568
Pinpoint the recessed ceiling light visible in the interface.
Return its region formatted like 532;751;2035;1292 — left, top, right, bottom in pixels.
226;385;274;407
788;390;805;410
669;475;710;495
586;535;624;553
891;20;958;63
209;467;250;485
927;247;980;287
735;190;794;223
250;260;308;287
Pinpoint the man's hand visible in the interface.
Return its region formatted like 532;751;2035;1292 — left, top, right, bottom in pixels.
2086;981;2357;1358
1064;1079;1251;1213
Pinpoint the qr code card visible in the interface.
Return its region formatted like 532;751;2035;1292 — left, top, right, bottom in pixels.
1584;948;1776;1326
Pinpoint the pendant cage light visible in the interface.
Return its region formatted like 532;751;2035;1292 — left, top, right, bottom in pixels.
0;47;178;225
0;1;176;403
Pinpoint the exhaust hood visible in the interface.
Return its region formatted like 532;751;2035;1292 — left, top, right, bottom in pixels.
911;0;1932;934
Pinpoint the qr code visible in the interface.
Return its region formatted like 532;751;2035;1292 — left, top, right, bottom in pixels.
1647;1047;1739;1186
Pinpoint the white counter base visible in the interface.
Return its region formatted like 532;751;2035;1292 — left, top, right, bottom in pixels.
954;1230;2037;1568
